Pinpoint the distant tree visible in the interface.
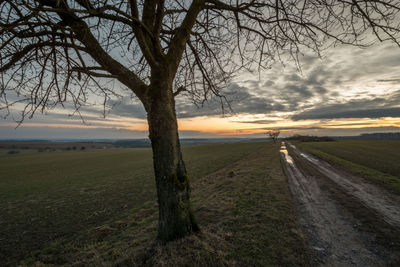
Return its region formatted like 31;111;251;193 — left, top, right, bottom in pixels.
1;0;400;242
267;130;281;143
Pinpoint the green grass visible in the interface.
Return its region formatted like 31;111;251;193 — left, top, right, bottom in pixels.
17;142;309;266
0;142;272;265
296;140;400;194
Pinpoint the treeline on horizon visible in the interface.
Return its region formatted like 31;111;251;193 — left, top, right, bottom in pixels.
284;135;336;142
1;133;400;151
0;138;271;151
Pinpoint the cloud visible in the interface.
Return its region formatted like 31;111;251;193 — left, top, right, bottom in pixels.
174;41;400;120
377;79;400;83
262;126;324;130
0;125;148;139
176;83;287;118
236;119;281;124
90;83;288;120
3;41;400;138
285;84;314;98
292;91;400;120
293;107;400;120
106;98;147;119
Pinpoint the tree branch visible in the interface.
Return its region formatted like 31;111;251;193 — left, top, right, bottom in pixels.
166;0;206;75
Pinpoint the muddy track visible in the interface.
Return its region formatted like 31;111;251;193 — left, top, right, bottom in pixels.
280;142;400;266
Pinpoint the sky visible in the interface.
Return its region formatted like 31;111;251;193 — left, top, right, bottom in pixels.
1;42;400;139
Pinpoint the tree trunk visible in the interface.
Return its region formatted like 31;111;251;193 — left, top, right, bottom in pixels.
146;74;199;242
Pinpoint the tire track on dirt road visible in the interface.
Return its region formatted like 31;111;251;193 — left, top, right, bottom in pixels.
280;142;400;266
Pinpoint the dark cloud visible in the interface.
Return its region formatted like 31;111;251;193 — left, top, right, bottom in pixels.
257;43;400;118
323;122;378;127
107;99;147;119
286;73;302;82
98;83;288;120
264;80;275;87
305;67;329;85
314;86;328;94
293;107;400;120
240;61;337;113
298;54;320;68
377;79;400;83
292;92;400;120
261;126;323;130
236;119;280;124
330;91;340;97
292;89;400;121
285;84;313;98
176;83;287;118
178;130;219;138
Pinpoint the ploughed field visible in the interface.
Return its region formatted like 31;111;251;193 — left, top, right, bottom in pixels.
296;140;400;193
0;141;308;266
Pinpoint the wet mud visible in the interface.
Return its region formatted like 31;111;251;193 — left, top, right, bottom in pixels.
280;142;400;266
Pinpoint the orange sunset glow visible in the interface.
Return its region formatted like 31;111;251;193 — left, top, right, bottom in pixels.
1;42;400;139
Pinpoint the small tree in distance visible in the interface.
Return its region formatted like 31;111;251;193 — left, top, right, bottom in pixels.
267;130;281;143
1;1;400;243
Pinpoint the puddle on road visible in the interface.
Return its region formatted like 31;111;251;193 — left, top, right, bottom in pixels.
300;152;320;164
280;142;294;165
285;142;320;165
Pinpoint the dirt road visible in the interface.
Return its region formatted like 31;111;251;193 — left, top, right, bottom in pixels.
280;142;400;266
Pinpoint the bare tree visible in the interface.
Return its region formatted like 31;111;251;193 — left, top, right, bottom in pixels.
267;130;280;143
1;0;400;242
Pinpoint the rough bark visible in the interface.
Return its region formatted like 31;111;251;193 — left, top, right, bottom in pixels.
146;69;199;242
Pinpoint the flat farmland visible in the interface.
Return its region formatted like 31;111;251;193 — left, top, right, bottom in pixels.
0;142;267;265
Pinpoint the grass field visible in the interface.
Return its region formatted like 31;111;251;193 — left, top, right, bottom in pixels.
296;140;400;194
0;141;309;266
